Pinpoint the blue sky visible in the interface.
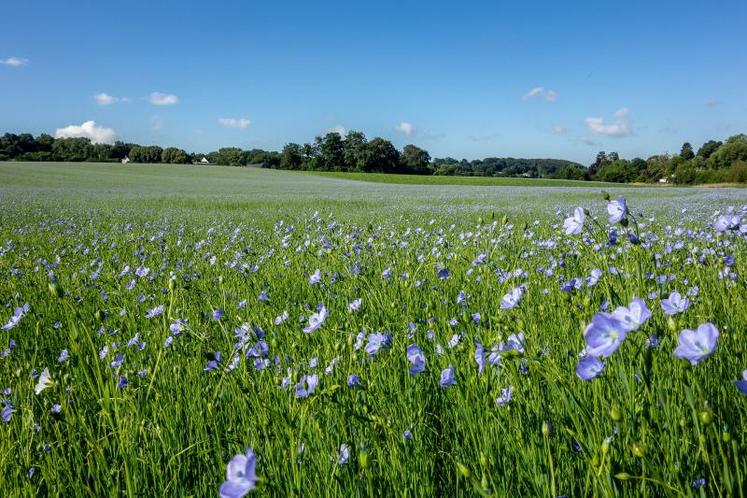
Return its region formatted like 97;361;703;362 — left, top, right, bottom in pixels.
1;0;745;164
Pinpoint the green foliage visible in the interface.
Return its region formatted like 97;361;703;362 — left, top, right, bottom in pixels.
0;162;744;496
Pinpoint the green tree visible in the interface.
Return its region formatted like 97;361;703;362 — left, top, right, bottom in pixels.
162;147;190;164
696;140;722;159
280;143;304;170
679;142;695;160
400;144;431;174
318;133;345;171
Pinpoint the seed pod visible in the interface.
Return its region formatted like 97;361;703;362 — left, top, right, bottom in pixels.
456;462;470;478
610;406;622;422
631;442;646;458
699;409;713;426
614;472;632;481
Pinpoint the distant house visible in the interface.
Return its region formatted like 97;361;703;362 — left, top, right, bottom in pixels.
658;177;668;183
200;157;210;164
121;156;130;164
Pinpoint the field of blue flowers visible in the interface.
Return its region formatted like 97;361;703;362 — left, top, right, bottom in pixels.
0;162;746;497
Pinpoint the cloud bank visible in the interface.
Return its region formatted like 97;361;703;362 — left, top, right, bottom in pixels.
54;121;116;144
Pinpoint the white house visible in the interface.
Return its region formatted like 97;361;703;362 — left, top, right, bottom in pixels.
200;157;209;164
121;156;130;164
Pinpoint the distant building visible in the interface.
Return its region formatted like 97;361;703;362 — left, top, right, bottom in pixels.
121;156;130;164
659;177;668;183
200;157;209;164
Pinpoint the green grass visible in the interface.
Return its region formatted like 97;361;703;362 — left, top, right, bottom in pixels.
305;170;631;187
0;161;746;497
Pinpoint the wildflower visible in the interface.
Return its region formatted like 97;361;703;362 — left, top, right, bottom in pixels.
348;298;362;312
576;355;605;381
220;449;258;498
499;333;525;355
347;374;361;387
257;290;269;302
365;332;392;357
117;375;128;389
338;444;350;465
57;349;69;364
309;269;321;285
496;386;513;406
2;303;29;331
440;365;456;387
34;368;52;395
204;352;223;371
474;339;485;374
1;403;13;423
607;197;628;223
661;291;690;315
145;305;163;319
674;323;719;365
500;287;523;310
213;308;224;321
610;298;651;332
584;313;627;357
734;370;747;396
563;208;585;235
295;374;319;398
406;344;426;376
303;306;328;334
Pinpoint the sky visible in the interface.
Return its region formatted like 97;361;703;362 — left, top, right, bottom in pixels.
1;0;745;164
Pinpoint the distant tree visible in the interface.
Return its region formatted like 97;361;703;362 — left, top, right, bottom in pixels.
680;142;695;160
280;143;304;170
162;147;190;164
707;135;747;169
697;140;722;159
318;132;345;171
400;144;431;174
212;147;245;166
343;131;367;171
359;137;400;173
129;145;163;163
52;138;93;162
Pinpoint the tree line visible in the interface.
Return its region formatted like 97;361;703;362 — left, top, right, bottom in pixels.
1;131;746;184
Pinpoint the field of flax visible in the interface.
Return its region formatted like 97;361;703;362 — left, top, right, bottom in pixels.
0;162;746;497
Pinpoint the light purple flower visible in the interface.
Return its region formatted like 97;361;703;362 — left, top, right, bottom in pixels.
308;269;322;285
439;365;456;387
496;386;513;406
2;303;29;331
365;332;392;357
145;305;163;319
348;299;362;312
563;207;585;235
295;374;319;398
220;449;258;498
576;355;605;381
735;370;747;396
500;287;523;310
583;313;627;357
1;403;13;423
714;214;741;232
406;344;426;376
474;339;485;374
661;291;690;316
303;306;327;333
674;323;719;365
337;444;350;465
607;197;628;223
610;298;651;332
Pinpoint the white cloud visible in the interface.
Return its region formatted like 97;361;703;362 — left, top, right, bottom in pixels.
54;121;116;144
329;124;347;137
552;125;568;134
394;121;415;136
584;107;632;137
218;117;252;128
149;92;179;106
523;86;558;102
0;57;28;67
94;93;119;105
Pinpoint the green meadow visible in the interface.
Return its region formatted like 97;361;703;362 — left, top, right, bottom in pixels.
0;161;745;497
